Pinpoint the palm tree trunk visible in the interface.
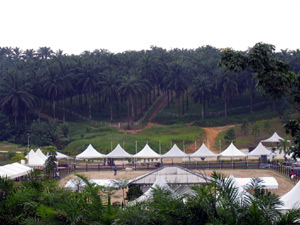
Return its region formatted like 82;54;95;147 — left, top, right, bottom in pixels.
131;93;134;122
250;89;254;112
62;95;66;123
186;90;189;110
110;95;113;122
88;93;92;120
127;98;130;129
145;94;148;110
149;91;152;105
167;89;170;108
182;92;185;115
52;97;56;119
134;95;137;120
201;95;205;123
224;91;228;118
70;93;73;115
177;93;180;117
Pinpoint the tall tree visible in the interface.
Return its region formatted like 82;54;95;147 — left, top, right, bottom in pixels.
0;71;35;125
77;62;101;120
98;70;122;122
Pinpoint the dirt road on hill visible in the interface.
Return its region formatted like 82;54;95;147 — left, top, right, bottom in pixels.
185;125;235;153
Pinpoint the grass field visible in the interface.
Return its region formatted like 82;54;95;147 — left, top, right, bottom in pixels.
64;123;205;156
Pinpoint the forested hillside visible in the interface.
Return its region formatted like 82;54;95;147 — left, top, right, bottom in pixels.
0;45;299;148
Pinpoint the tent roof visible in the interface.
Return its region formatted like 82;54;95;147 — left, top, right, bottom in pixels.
248;142;272;157
36;148;47;161
47;151;70;159
235;177;278;189
161;144;187;158
106;144;132;158
219;143;246;158
0;163;32;179
56;151;70;159
128;176;172;205
26;149;46;167
76;144;105;159
261;132;284;143
134;144;160;158
129;166;209;186
190;143;219;158
280;180;300;210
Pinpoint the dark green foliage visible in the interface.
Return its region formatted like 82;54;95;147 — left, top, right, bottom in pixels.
252;124;261;141
241;119;249;135
0;111;12;140
44;148;57;179
126;185;143;201
29;120;60;147
224;128;236;144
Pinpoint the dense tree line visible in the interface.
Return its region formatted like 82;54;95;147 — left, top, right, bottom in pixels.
0;172;299;224
0;45;299;129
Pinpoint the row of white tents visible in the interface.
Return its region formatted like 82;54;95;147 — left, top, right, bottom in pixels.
76;132;284;160
25;149;70;167
76;141;274;160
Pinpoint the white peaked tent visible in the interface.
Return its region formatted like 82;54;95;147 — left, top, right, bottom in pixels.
76;144;105;159
106;144;132;158
36;148;48;161
219;143;246;158
134;144;160;158
248;142;272;157
46;151;70;159
161;144;187;158
26;149;46;167
279;180;300;210
128;176;172;205
56;151;70;159
261;132;284;143
190;143;219;158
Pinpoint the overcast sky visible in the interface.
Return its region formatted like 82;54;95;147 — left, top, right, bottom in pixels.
1;0;299;55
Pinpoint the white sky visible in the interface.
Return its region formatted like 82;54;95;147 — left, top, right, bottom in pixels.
1;0;299;55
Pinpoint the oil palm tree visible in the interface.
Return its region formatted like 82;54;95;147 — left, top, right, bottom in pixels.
42;64;63;119
191;75;214;122
98;70;122;122
163;61;189;117
77;62;101;120
118;74;143;129
0;71;35;125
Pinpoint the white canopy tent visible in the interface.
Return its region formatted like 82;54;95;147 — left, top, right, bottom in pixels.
0;163;32;179
56;151;70;159
189;143;219;158
161;144;187;158
279;180;300;211
134;144;160;158
26;149;46;167
219;143;246;158
76;144;105;159
261;132;284;143
65;179;119;191
247;142;272;157
106;144;132;158
47;151;70;160
36;148;48;161
128;176;172;205
234;177;278;189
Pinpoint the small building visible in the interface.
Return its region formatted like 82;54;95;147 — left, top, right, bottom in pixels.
129;166;210;192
